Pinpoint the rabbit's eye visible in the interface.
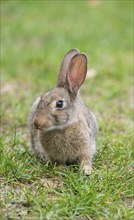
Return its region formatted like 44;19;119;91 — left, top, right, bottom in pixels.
56;100;64;108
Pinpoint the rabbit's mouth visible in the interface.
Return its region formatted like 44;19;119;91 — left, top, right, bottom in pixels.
33;116;64;131
37;123;68;132
33;117;52;130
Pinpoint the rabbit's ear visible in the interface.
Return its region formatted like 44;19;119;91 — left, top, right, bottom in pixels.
57;49;80;87
67;53;87;95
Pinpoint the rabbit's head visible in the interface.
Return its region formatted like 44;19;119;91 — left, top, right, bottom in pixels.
33;49;87;131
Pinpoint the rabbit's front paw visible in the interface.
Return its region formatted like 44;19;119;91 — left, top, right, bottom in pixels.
83;165;92;175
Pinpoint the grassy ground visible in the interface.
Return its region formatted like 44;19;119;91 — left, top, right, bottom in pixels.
1;1;133;219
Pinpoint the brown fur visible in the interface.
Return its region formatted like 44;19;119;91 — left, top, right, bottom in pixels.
28;49;98;175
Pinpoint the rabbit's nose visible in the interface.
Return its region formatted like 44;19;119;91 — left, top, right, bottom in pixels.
33;118;42;129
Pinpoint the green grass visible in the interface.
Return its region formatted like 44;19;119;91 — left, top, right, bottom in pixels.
1;1;133;219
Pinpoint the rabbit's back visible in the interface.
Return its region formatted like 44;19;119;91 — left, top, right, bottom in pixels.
76;97;98;139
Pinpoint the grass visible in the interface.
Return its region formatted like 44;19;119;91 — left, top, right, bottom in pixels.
0;0;133;219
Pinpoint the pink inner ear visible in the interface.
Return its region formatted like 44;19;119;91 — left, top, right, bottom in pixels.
69;62;81;89
68;54;87;92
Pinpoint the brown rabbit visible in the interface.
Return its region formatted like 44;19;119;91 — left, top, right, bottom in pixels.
28;49;98;175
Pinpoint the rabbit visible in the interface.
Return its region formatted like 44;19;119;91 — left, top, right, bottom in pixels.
28;48;98;175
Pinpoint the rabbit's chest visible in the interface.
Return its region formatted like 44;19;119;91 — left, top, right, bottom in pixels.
39;124;88;163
